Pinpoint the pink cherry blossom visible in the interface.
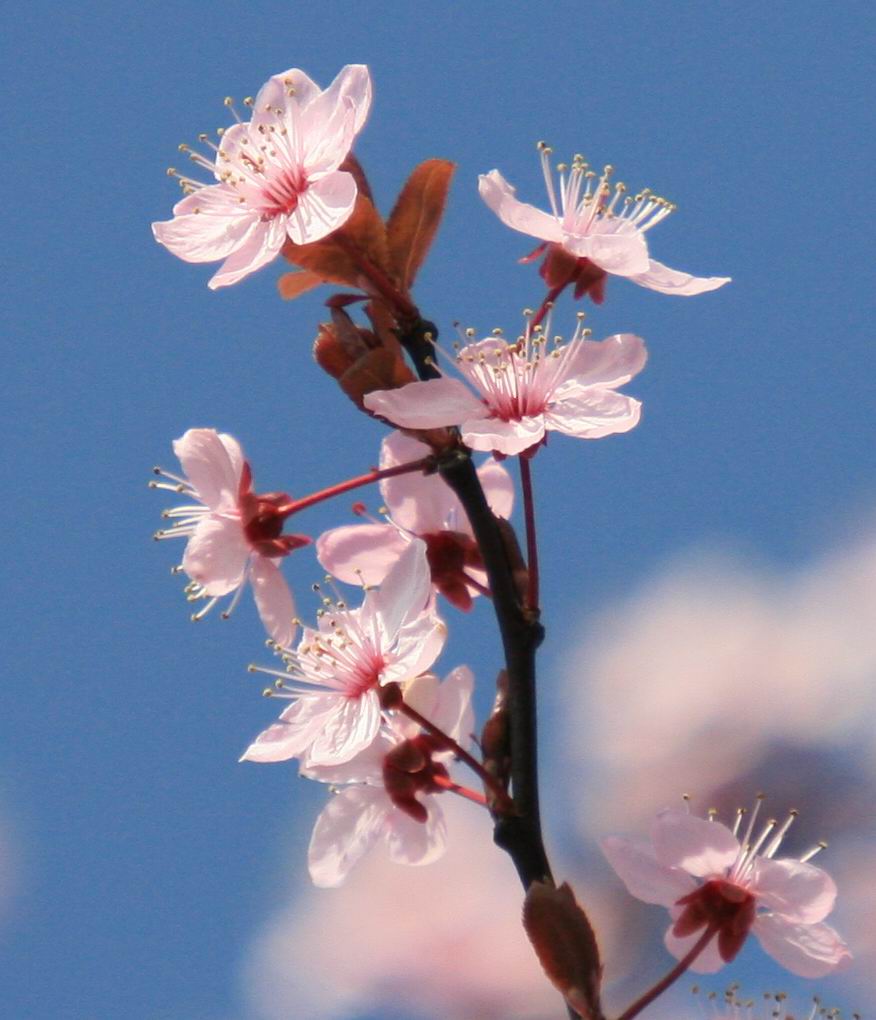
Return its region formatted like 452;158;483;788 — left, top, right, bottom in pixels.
364;321;646;458
316;431;513;610
241;540;447;769
479;144;730;303
602;801;851;977
302;667;475;886
152;64;372;289
151;428;307;645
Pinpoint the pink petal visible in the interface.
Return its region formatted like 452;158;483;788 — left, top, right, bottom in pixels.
462;414;546;457
287;170;357;245
380;432;457;534
564;228;650;276
546;388;642;439
562;334;648;389
386;800;448;866
753;915;852;977
301;734;391;786
364;378;486;430
477;457;514;521
249;556;297;646
305;688;382;767
601;836;697;907
663;926;726;973
651;809;740;878
172;428;243;509
372;539;432;638
316;523;409;587
478;170;563;244
308;786;388;887
182;515;249;596
628;258;731;296
208;216;287;289
240;696;345;764
753;858;837;924
152;185;258;262
249;68;321;137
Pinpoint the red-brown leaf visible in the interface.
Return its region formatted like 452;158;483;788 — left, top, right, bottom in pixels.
386;159;456;290
340;348;416;408
523;882;603;1020
277;269;325;301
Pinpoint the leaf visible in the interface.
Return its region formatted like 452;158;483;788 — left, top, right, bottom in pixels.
386;159;456;290
277;269;324;300
523;882;603;1020
340;348;415;409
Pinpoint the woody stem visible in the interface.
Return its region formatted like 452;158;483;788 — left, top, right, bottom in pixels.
276;456;433;517
518;455;540;610
615;925;719;1020
397;701;513;813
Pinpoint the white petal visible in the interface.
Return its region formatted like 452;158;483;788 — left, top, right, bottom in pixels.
287;171;357;245
308;786;388;887
429;666;475;746
561;334;648;389
546;388;642;439
461;414;546;457
301;64;372;155
753;914;852;977
380;431;457;534
373;540;432;638
628;258;731;296
208;217;287;289
249;557;297;646
565;229;650;276
172;428;243;509
386;800;448;866
182;516;248;596
152;186;259;263
364;378;487;430
753;857;837;924
601;836;697;907
305;688;382;767
477;457;515;521
478;170;563;243
651;809;740;877
240;696;345;764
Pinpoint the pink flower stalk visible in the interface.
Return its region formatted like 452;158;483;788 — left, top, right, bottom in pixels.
316;431;513;610
152;64;372;289
241;540;447;769
302;667;475;886
602;801;851;977
479;144;730;303
152;428;307;645
364;321;647;458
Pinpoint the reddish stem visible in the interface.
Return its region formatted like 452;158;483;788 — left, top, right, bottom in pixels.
616;925;719;1020
276;456;432;518
397;700;514;814
529;283;567;331
461;571;492;598
431;774;488;807
518;455;539;610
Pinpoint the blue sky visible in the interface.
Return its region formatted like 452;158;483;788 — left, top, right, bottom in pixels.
2;2;874;1018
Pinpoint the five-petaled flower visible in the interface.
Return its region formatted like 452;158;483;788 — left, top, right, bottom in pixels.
602;801;851;977
152;64;372;288
316;431;514;610
303;667;474;886
241;540;446;768
364;322;646;458
479;144;730;303
152;428;308;645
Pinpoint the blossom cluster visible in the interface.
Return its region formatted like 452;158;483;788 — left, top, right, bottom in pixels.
150;61;851;1017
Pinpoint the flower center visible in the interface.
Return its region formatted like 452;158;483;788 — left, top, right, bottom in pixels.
673;878;756;963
